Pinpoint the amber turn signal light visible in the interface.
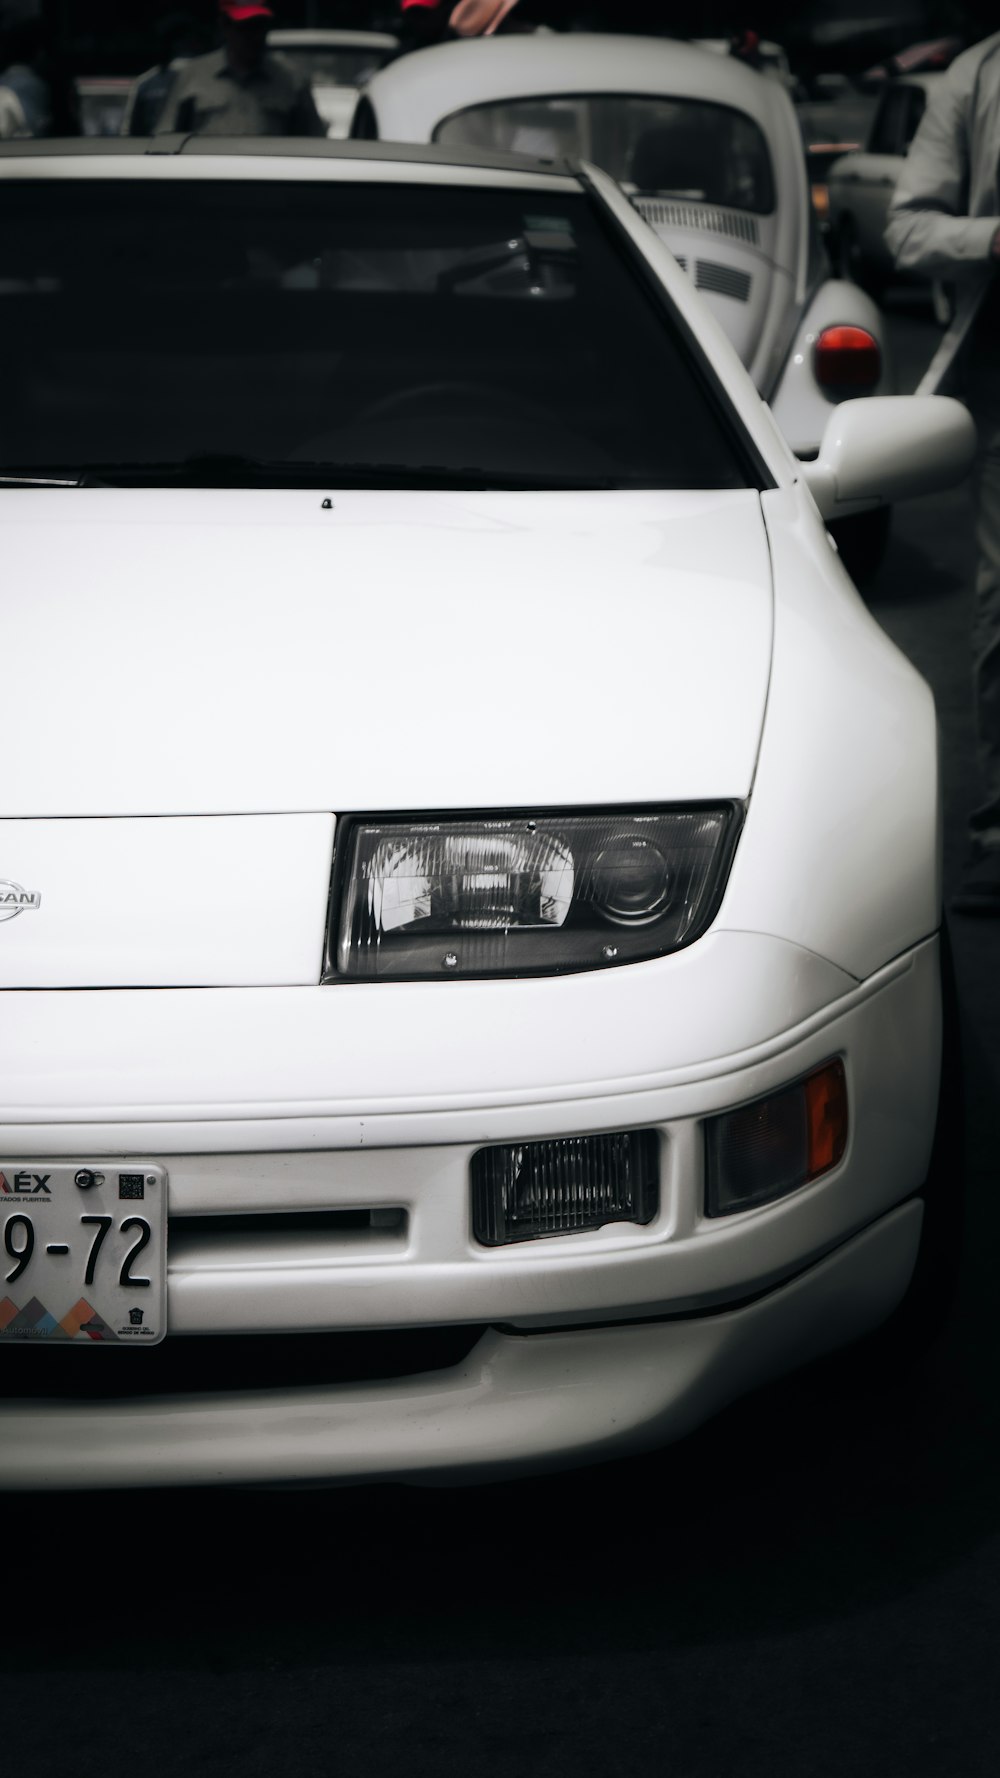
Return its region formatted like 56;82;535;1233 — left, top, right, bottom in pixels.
705;1059;848;1217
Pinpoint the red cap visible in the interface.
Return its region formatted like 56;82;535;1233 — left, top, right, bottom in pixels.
220;4;274;21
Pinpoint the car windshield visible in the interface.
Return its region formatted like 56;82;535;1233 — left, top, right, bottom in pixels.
274;47;394;88
0;178;750;490
434;95;775;215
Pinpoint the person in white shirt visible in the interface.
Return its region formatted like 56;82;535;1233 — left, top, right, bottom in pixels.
888;33;1000;913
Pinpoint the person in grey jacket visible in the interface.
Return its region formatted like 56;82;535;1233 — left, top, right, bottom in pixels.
156;1;325;139
887;31;1000;912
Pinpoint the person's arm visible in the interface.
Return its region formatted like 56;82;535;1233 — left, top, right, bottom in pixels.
288;78;327;138
398;0;519;47
886;61;999;278
0;84;28;139
153;66;193;134
119;71;140;136
449;0;520;34
122;65;172;137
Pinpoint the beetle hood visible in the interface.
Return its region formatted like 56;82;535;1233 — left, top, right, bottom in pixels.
632;201;791;392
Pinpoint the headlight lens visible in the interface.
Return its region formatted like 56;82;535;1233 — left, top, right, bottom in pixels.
329;806;740;979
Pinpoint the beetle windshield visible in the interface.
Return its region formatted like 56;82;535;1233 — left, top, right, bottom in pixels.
434;96;775;215
0;177;752;489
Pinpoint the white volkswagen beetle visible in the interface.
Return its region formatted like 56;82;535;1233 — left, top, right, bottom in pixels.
0;138;972;1491
357;34;896;576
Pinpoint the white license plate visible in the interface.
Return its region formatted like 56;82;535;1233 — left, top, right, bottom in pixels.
0;1163;167;1345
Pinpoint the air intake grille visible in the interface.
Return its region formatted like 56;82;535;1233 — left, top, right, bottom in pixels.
0;1326;487;1401
633;198;760;245
695;261;753;303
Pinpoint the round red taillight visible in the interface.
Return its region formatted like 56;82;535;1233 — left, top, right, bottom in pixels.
814;324;881;393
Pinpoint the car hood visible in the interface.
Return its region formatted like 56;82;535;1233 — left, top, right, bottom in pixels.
0;488;772;818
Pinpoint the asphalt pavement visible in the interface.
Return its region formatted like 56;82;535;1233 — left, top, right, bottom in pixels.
12;303;1000;1778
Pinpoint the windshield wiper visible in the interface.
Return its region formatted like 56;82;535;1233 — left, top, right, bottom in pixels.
71;456;617;492
0;472;85;487
0;467;116;488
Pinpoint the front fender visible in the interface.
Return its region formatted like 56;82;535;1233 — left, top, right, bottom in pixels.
716;483;939;981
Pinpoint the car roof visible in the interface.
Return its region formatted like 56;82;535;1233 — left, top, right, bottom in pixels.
365;32;785;141
0;136;579;189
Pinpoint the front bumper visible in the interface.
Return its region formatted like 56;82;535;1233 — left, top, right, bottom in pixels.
0;934;940;1486
1;1204;921;1489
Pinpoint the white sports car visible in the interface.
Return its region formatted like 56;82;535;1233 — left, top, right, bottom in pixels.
0;138;973;1491
356;33;896;576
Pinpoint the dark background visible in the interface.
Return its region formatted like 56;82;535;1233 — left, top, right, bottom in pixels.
14;1;1000;76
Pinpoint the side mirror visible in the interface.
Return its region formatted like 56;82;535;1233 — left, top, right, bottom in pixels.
801;395;976;521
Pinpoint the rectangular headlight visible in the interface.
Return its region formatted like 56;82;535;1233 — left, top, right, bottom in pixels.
328;806;740;979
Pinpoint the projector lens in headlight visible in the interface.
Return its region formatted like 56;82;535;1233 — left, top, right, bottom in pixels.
591;833;673;924
330;806;739;979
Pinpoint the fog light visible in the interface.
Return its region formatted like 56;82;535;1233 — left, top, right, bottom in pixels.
472;1130;659;1245
704;1059;848;1217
